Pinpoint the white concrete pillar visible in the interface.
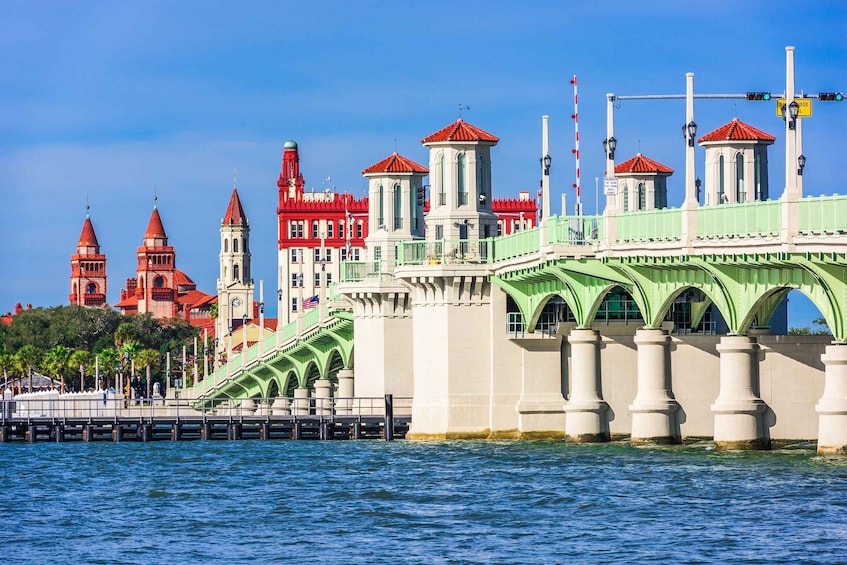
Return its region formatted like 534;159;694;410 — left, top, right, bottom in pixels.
816;345;847;455
314;378;332;415
711;335;769;450
565;329;609;442
270;396;290;416
630;328;680;445
336;369;354;415
515;337;566;439
292;386;310;416
238;398;256;415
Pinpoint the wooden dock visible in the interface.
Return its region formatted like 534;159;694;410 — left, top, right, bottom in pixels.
0;415;410;443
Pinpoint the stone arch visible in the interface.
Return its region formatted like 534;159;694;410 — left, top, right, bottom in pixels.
303;361;321;388
325;349;345;382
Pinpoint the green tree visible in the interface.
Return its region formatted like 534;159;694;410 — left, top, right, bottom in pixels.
134;349;161;398
41;345;72;392
16;344;42;392
0;352;15;388
69;349;94;391
96;347;120;389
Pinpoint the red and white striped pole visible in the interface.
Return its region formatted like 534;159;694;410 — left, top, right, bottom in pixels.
570;75;582;216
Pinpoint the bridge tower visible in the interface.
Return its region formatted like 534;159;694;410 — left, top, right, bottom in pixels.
69;207;107;307
217;186;254;355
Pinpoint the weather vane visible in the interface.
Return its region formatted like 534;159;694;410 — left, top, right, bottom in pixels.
459;104;470;119
234;167;237;189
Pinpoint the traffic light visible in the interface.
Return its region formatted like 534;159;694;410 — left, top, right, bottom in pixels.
819;92;844;101
416;186;426;206
746;92;772;101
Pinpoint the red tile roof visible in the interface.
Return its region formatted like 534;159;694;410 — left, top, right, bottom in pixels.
421;119;499;144
145;208;167;239
173;269;195;287
362;152;428;175
223;188;247;226
114;294;138;308
78;216;100;247
698;118;776;143
615;153;674;174
177;288;215;308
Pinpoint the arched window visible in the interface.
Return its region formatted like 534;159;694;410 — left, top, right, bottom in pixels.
233;238;239;253
439;153;446;206
393;183;402;229
736;153;745;203
477;156;486;200
224;239;228;253
457;153;467;205
233;264;240;282
154;276;165;288
719;155;726;203
622;182;629;212
637;183;646;211
86;282;96;294
378;184;384;227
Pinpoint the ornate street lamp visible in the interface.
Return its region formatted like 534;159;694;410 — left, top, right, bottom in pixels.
695;177;702;203
603;137;617;160
683;121;697;147
798;154;806;176
788;100;800;130
541;153;552;176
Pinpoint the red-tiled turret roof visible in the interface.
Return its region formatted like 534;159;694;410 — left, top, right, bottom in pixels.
615;153;674;174
697;118;776;143
145;208;167;239
174;269;195;287
362;152;428;175
421;119;499;143
223;188;247;226
78;216;99;247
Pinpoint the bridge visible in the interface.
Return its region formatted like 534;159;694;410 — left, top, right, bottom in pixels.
182;193;847;455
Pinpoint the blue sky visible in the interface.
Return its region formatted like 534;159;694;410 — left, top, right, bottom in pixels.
1;1;845;327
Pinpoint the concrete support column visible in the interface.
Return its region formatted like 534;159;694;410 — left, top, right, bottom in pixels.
270;396;290;416
565;329;609;442
292;386;310;416
711;335;768;450
336;369;354;415
630;328;680;445
515;337;566;439
816;345;847;455
314;378;332;416
238;398;256;415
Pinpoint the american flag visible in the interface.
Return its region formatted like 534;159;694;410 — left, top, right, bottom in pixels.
303;295;320;310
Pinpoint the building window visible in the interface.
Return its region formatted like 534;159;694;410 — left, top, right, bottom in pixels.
719;155;726;203
224;239;228;253
292;298;298;312
314;248;321;262
327;222;334;239
356;221;363;238
154;276;165;288
436;224;443;239
339;220;344;239
736;153;745;203
312;221;319;239
457;153;467;206
341;248;347;261
352;248;360;261
378;184;384;228
325;248;332;262
654;182;667;209
291;274;298;287
86;282;97;294
233;238;239;253
497;220;503;236
315;273;321;287
393;183;403;229
233;264;240;281
622;182;629;212
439;153;446;206
477;156;486;202
290;248;298;263
637;183;646;211
326;273;332;285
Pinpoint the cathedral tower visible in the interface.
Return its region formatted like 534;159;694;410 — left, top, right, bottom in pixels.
69;207;107;307
217;186;254;349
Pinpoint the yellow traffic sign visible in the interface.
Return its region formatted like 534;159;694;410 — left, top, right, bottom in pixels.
776;98;813;117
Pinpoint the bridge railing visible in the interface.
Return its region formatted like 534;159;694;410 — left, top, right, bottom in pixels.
696;199;782;239
341;260;396;282
616;208;682;242
799;194;847;235
399;239;492;265
548;214;603;245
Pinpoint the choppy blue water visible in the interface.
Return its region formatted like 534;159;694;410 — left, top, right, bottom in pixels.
1;440;845;564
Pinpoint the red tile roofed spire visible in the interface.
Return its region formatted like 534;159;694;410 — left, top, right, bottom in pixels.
78;208;100;248
223;188;247;226
697;118;776;143
145;204;167;239
362;152;429;175
615;153;674;174
421;119;499;144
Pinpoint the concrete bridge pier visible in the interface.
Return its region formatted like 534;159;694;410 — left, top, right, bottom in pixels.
711;335;769;450
336;369;354;415
565;329;610;443
292;387;310;416
314;378;332;416
630;328;680;446
270;397;290;415
816;345;847;455
515;336;566;439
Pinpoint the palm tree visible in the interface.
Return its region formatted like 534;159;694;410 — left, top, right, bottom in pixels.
118;341;142;396
134;349;160;399
96;348;120;389
42;345;72;392
16;345;42;392
69;350;94;391
0;353;14;390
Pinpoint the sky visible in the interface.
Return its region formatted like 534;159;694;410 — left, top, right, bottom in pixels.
1;1;845;327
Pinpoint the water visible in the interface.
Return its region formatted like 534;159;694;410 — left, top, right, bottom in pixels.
1;440;845;564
